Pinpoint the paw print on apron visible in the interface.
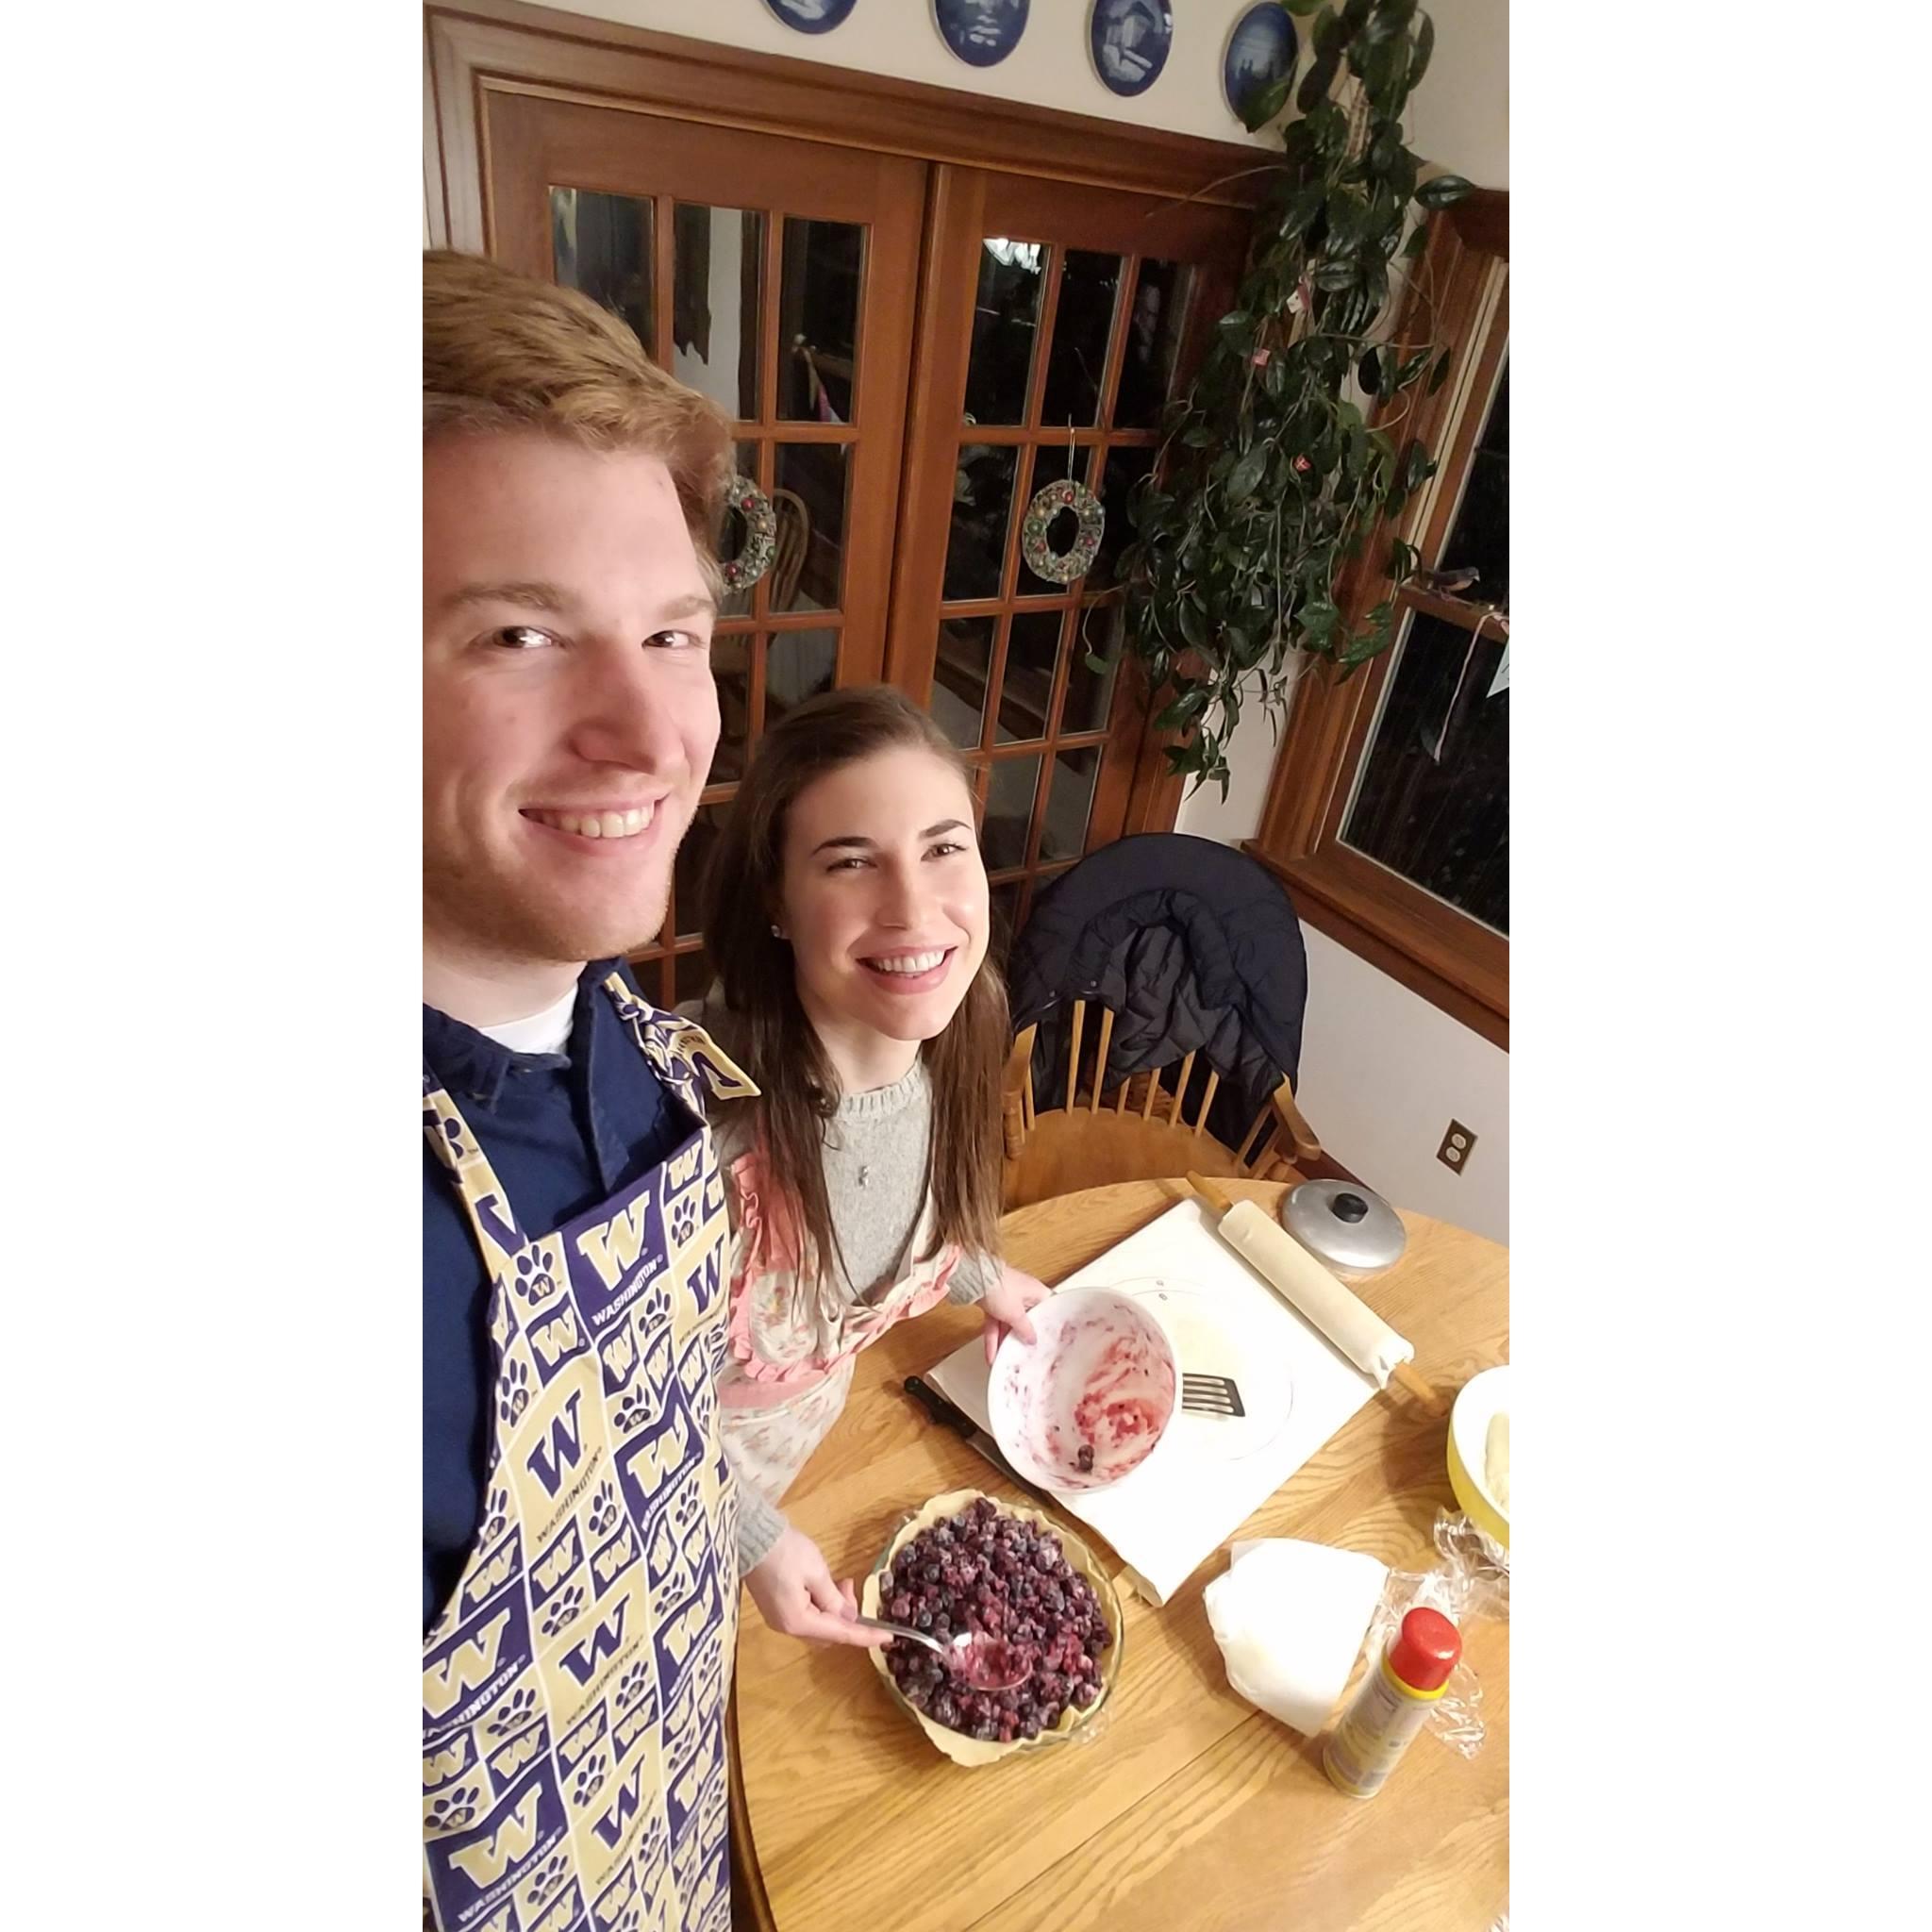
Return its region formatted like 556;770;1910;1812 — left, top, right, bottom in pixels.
421;989;756;1932
495;1356;530;1426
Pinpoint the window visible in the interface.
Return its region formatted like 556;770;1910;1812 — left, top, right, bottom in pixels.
1251;192;1509;1047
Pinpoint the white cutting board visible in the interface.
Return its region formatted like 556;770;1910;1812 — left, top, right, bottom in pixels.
926;1199;1379;1605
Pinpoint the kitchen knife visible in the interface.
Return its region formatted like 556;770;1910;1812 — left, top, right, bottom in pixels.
902;1375;1059;1510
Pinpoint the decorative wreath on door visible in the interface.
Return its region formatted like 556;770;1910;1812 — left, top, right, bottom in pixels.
720;475;778;593
1021;477;1106;585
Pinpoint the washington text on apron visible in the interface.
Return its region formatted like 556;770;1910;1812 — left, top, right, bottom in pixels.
421;982;756;1932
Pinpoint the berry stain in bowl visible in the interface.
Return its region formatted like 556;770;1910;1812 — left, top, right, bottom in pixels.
991;1289;1178;1492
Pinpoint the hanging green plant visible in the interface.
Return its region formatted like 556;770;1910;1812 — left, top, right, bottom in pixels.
1113;0;1472;796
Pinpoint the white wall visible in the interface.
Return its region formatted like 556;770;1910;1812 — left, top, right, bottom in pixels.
1297;922;1507;1241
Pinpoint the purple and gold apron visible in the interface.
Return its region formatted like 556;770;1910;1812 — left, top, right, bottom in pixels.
421;979;757;1932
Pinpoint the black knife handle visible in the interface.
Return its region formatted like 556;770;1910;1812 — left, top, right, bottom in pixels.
904;1375;977;1437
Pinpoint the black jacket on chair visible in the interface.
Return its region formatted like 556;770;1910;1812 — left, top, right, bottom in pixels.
1005;833;1309;1153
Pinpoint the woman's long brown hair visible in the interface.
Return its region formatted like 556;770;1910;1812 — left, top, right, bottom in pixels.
700;686;1008;1296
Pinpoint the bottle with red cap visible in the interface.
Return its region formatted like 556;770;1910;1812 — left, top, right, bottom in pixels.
1322;1606;1462;1799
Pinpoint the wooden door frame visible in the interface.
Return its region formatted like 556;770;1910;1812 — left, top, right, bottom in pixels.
426;0;1270;258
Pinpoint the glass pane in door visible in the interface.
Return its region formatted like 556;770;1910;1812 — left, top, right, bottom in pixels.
1041;250;1124;428
1114;256;1195;427
943;445;1020;600
997;609;1065;744
780;218;864;422
772;442;851;613
983;756;1041;871
1040;743;1101;861
672;204;764;421
963;238;1047;425
550;188;655;350
1089;444;1157;589
932;615;996;749
1061;603;1122;734
764;628;840;724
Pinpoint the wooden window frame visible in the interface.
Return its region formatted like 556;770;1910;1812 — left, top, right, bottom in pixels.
1249;190;1509;1050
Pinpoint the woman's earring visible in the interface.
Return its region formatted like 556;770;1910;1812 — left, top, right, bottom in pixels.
769;923;785;940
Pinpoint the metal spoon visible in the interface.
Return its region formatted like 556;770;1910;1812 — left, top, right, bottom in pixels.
855;1614;1030;1690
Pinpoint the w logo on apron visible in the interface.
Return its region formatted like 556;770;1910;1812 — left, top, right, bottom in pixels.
423;984;756;1932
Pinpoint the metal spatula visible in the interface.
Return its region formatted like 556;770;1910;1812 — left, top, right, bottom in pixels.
1181;1372;1244;1417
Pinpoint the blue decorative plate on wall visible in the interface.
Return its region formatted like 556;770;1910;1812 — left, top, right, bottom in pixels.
1090;0;1172;99
1224;3;1299;123
762;0;859;31
934;0;1030;70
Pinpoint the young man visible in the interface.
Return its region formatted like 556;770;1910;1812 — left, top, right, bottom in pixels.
421;252;864;1932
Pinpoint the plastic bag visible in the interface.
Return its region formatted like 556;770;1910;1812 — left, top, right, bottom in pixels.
1205;1511;1507;1757
1368;1509;1509;1758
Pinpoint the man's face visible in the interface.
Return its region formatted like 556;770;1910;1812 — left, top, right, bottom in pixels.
424;428;719;970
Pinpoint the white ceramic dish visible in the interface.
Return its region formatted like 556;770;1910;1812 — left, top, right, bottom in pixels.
988;1287;1178;1494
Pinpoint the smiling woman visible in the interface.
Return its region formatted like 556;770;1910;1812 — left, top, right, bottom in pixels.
698;687;1008;1287
685;685;1051;1652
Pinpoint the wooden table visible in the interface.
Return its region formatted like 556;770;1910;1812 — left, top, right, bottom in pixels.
730;1177;1509;1932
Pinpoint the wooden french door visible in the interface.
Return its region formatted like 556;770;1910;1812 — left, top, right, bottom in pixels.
888;167;1248;943
469;71;1252;990
484;91;926;1005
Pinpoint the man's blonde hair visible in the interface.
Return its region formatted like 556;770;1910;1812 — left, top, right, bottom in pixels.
424;250;730;591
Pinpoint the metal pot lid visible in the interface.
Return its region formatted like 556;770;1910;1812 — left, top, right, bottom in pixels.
1283;1179;1407;1273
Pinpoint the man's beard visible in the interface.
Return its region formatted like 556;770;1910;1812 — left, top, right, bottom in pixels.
424;852;671;972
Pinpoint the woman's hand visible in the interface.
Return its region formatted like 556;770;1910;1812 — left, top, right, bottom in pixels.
745;1527;891;1649
980;1264;1052;1365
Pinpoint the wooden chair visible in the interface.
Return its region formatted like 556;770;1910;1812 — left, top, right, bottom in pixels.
1000;998;1322;1208
769;487;810;609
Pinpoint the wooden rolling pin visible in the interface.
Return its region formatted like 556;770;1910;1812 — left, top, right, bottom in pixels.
1187;1173;1445;1414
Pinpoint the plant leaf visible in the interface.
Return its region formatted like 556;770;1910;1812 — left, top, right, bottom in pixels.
1154;686;1208;731
1298;51;1341;113
1301;598;1341;638
1415;173;1474;209
1409;11;1436;92
1226;445;1270;502
1239;71;1295;132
